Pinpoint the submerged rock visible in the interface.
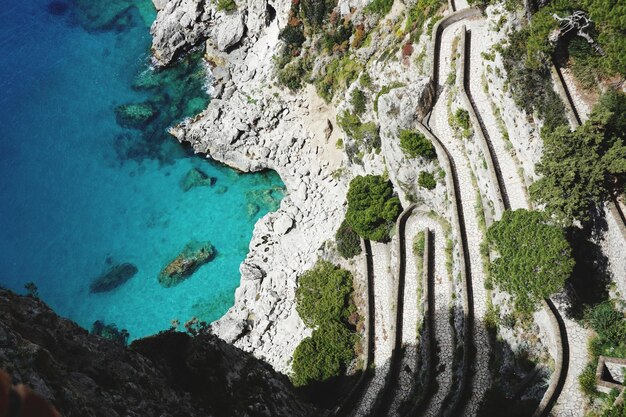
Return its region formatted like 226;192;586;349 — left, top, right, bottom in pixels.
89;263;138;293
91;320;130;346
46;1;69;16
179;167;216;191
158;240;215;287
115;102;156;129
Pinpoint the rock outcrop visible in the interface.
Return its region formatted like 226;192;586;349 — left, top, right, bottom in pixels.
158;240;216;287
89;263;138;293
0;289;317;417
179;167;216;191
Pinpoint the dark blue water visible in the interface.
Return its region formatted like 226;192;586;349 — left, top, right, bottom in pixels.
0;0;283;339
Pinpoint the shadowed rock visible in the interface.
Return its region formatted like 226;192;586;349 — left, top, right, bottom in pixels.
89;263;138;293
179;167;216;192
158;240;215;287
114;102;156;129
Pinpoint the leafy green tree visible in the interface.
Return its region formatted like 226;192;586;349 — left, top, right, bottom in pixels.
291;321;356;386
530;92;626;225
487;210;574;314
296;260;355;326
399;129;436;159
346;175;402;242
335;220;362;259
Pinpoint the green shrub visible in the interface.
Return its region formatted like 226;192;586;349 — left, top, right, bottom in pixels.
315;56;363;102
530;91;626;225
300;0;337;28
599;400;626;417
360;72;373;90
418;171;437;190
487;209;574;314
277;59;309;91
579;362;598;397
337;111;381;152
399;129;436;159
501;28;568;132
585;302;626;346
374;82;405;113
291;321;356;386
346;175;402;242
405;0;444;41
296;260;355;327
365;0;394;16
583;0;626;77
216;0;237;12
413;231;425;257
279;25;305;48
292;260;357;386
336;220;362;259
452;108;472;138
351;88;367;113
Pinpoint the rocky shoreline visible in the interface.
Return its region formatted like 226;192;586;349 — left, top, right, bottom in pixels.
148;0;566;386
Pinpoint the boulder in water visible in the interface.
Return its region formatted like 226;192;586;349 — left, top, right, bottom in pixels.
115;102;156;129
90;263;138;293
179;168;216;192
158;241;216;287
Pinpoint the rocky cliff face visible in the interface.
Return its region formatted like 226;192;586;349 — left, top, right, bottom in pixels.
0;289;316;417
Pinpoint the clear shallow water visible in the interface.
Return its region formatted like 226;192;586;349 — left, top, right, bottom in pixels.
0;0;283;339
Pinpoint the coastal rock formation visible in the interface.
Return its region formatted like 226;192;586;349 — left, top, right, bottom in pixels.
150;0;439;373
179;167;216;191
150;0;213;66
114;102;157;129
158;240;216;287
89;263;138;293
0;289;317;417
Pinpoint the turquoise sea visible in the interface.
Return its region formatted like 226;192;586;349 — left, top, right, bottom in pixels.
0;0;283;339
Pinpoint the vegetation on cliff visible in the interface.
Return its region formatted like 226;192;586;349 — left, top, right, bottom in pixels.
292;261;357;386
530;92;626;225
346;175;402;242
487;209;574;314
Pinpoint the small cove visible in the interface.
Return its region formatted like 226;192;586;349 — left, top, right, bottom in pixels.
0;0;284;339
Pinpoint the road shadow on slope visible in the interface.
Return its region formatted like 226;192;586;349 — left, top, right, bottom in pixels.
563;222;612;320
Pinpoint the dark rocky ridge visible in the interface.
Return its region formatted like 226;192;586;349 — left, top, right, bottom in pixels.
0;289;317;417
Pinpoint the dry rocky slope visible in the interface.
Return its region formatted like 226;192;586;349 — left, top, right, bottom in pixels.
0;289;316;417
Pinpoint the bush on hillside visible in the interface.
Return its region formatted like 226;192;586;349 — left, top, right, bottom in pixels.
399;129;436;159
296;260;356;327
336;220;362;259
418;171;437;190
291;321;356;386
487;209;574;314
346;175;402;242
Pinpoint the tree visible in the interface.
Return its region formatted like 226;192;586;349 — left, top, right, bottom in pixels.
346;175;402;242
530;91;626;225
487;210;574;314
291;321;355;386
335;220;362;259
399;129;436;159
296;260;355;327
